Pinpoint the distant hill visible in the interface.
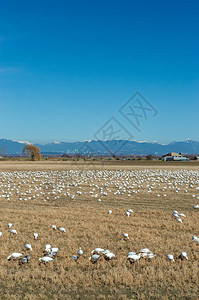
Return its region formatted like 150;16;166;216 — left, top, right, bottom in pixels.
0;138;199;156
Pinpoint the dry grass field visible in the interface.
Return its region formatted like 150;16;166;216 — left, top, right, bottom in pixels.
0;161;199;300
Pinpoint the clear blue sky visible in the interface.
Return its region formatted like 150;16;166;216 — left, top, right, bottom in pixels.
0;0;198;144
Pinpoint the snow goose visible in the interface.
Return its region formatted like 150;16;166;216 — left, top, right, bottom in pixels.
192;236;199;244
20;254;30;264
89;254;100;263
77;247;83;256
39;256;54;264
139;248;150;254
166;254;175;262
58;227;66;233
176;218;182;223
9;229;17;234
8;223;12;229
0;232;2;237
128;251;137;256
51;225;56;230
193;204;199;209
7;252;23;260
33;233;38;240
122;233;129;240
45;244;51;252
24;244;32;251
178;213;186;217
91;248;104;254
128;253;141;262
72;255;79;262
179;252;188;260
104;252;115;260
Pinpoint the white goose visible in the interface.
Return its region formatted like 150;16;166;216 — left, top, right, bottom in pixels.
39;256;54;263
33;233;38;240
51;225;56;230
166;254;175;262
9;229;17;234
176;218;182;223
180;252;188;260
128;253;141;261
77;247;83;256
89;254;100;263
192;236;199;244
24;244;32;251
104;252;115;260
8;223;12;229
58;227;66;232
91;248;104;254
122;233;129;240
45;244;51;252
7;252;23;260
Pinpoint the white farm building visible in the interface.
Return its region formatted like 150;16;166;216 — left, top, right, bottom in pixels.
163;152;188;161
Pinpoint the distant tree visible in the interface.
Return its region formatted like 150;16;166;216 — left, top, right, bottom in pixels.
23;145;41;161
146;154;153;160
1;144;5;157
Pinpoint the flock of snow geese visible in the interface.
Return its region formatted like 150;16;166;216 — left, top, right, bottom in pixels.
0;168;198;265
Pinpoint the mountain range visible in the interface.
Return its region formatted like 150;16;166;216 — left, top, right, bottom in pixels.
0;138;199;156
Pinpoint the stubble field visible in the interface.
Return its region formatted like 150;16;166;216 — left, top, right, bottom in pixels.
0;161;198;300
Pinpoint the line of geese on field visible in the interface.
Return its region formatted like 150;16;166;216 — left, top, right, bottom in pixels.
3;221;199;265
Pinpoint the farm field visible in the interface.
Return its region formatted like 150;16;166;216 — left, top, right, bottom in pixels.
0;161;199;300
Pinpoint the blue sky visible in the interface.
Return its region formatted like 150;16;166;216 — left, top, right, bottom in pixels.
0;0;198;144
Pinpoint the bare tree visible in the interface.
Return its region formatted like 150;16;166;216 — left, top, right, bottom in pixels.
1;144;5;157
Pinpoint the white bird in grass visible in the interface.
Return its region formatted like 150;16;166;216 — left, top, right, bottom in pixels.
51;247;59;253
128;253;141;262
0;232;2;237
125;211;130;217
101;249;111;255
33;233;38;240
178;213;186;217
180;252;188;260
72;255;79;262
89;254;100;263
193;204;199;209
172;210;178;215
139;248;150;253
127;209;134;213
51;225;56;230
45;244;51;252
8;223;12;228
104;252;115;260
91;248;104;254
192;236;199;244
9;229;17;234
24;244;32;251
77;247;83;256
166;254;175;262
176;218;182;223
7;252;23;260
123;233;129;240
108;210;112;214
128;251;137;256
58;227;66;232
20;254;30;264
39;256;54;263
172;213;179;218
146;252;156;259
